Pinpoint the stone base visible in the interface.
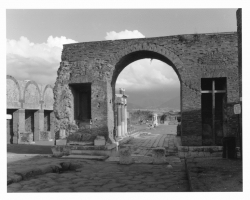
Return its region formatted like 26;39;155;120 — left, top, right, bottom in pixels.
69;143;118;157
178;146;223;158
56;139;67;146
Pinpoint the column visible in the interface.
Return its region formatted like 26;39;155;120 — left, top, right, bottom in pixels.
117;103;122;138
121;98;125;137
124;98;128;136
34;110;44;141
50;111;55;140
13;109;25;144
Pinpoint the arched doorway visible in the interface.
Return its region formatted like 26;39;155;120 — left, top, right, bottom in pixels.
111;50;182;140
114;57;181;139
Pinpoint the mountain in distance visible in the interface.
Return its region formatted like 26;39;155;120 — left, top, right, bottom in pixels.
127;102;144;110
157;96;180;110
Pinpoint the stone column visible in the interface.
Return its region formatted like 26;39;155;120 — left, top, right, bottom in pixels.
117;103;122;138
34;110;44;141
13;109;25;144
121;98;125;137
124;99;128;136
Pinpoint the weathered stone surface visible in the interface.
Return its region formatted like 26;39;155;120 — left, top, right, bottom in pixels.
119;148;133;164
152;147;166;164
53;31;240;146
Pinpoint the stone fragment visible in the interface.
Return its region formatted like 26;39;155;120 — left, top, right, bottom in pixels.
152;147;166;164
167;164;173;169
119;147;133;165
56;139;67;146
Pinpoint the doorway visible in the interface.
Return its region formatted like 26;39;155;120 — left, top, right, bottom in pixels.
201;78;226;145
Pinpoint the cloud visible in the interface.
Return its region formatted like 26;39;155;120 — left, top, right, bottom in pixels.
116;59;180;91
6;36;77;85
105;30;145;40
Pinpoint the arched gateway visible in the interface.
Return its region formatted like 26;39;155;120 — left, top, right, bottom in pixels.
54;32;239;146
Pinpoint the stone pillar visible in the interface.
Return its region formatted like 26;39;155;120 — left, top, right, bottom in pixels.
117;103;122;138
13;109;25;144
124;99;128;136
121;99;125;137
50;111;55;140
34;110;44;141
152;113;158;127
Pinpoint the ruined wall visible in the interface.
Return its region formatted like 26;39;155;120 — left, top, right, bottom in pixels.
56;32;239;145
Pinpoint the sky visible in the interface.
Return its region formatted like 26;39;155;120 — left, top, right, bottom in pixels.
6;8;238;108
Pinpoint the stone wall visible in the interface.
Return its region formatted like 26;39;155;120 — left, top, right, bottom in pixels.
55;32;239;146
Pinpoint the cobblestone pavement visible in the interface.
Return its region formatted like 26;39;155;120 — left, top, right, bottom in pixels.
8;158;189;192
7;124;189;192
122;125;180;157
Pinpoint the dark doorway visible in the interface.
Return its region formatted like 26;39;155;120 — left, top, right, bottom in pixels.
201;78;226;145
70;83;91;121
7;109;17;144
44;110;52;131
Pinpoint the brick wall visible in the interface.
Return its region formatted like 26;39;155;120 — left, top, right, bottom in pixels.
55;32;239;146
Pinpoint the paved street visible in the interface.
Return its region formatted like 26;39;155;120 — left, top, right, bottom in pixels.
7;124;190;192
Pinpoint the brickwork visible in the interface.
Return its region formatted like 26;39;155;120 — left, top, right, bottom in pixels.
55;32;239;146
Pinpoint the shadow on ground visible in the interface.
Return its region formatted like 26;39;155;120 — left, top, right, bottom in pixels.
7;144;53;154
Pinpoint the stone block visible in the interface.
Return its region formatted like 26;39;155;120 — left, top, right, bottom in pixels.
94;136;106;146
152;147;166;164
119;148;133;164
56;139;67;146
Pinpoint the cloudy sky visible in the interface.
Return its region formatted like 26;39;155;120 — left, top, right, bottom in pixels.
6;8;238;108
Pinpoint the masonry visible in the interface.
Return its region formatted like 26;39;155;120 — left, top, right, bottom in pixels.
53;29;240;146
6;75;55;144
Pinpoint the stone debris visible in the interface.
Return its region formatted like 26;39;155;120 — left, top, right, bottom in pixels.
152;147;167;164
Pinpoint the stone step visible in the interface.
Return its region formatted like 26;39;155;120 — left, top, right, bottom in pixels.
70;149;119;157
61;154;109;161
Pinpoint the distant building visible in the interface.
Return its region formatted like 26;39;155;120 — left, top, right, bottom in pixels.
6;75;54;144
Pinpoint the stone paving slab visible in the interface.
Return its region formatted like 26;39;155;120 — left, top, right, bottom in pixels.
7;156;189;192
185;157;242;192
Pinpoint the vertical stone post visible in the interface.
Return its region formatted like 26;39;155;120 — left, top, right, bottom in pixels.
117;102;122;138
124;98;128;136
121;98;125;137
13;109;25;144
50;111;55;140
34;110;44;141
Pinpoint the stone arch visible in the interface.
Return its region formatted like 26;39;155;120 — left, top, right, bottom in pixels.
6;75;21;103
43;84;54;110
23;80;41;104
110;42;183;86
109;43;183;137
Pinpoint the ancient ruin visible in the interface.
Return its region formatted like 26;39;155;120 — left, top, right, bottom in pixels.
6;75;54;144
54;32;240;146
